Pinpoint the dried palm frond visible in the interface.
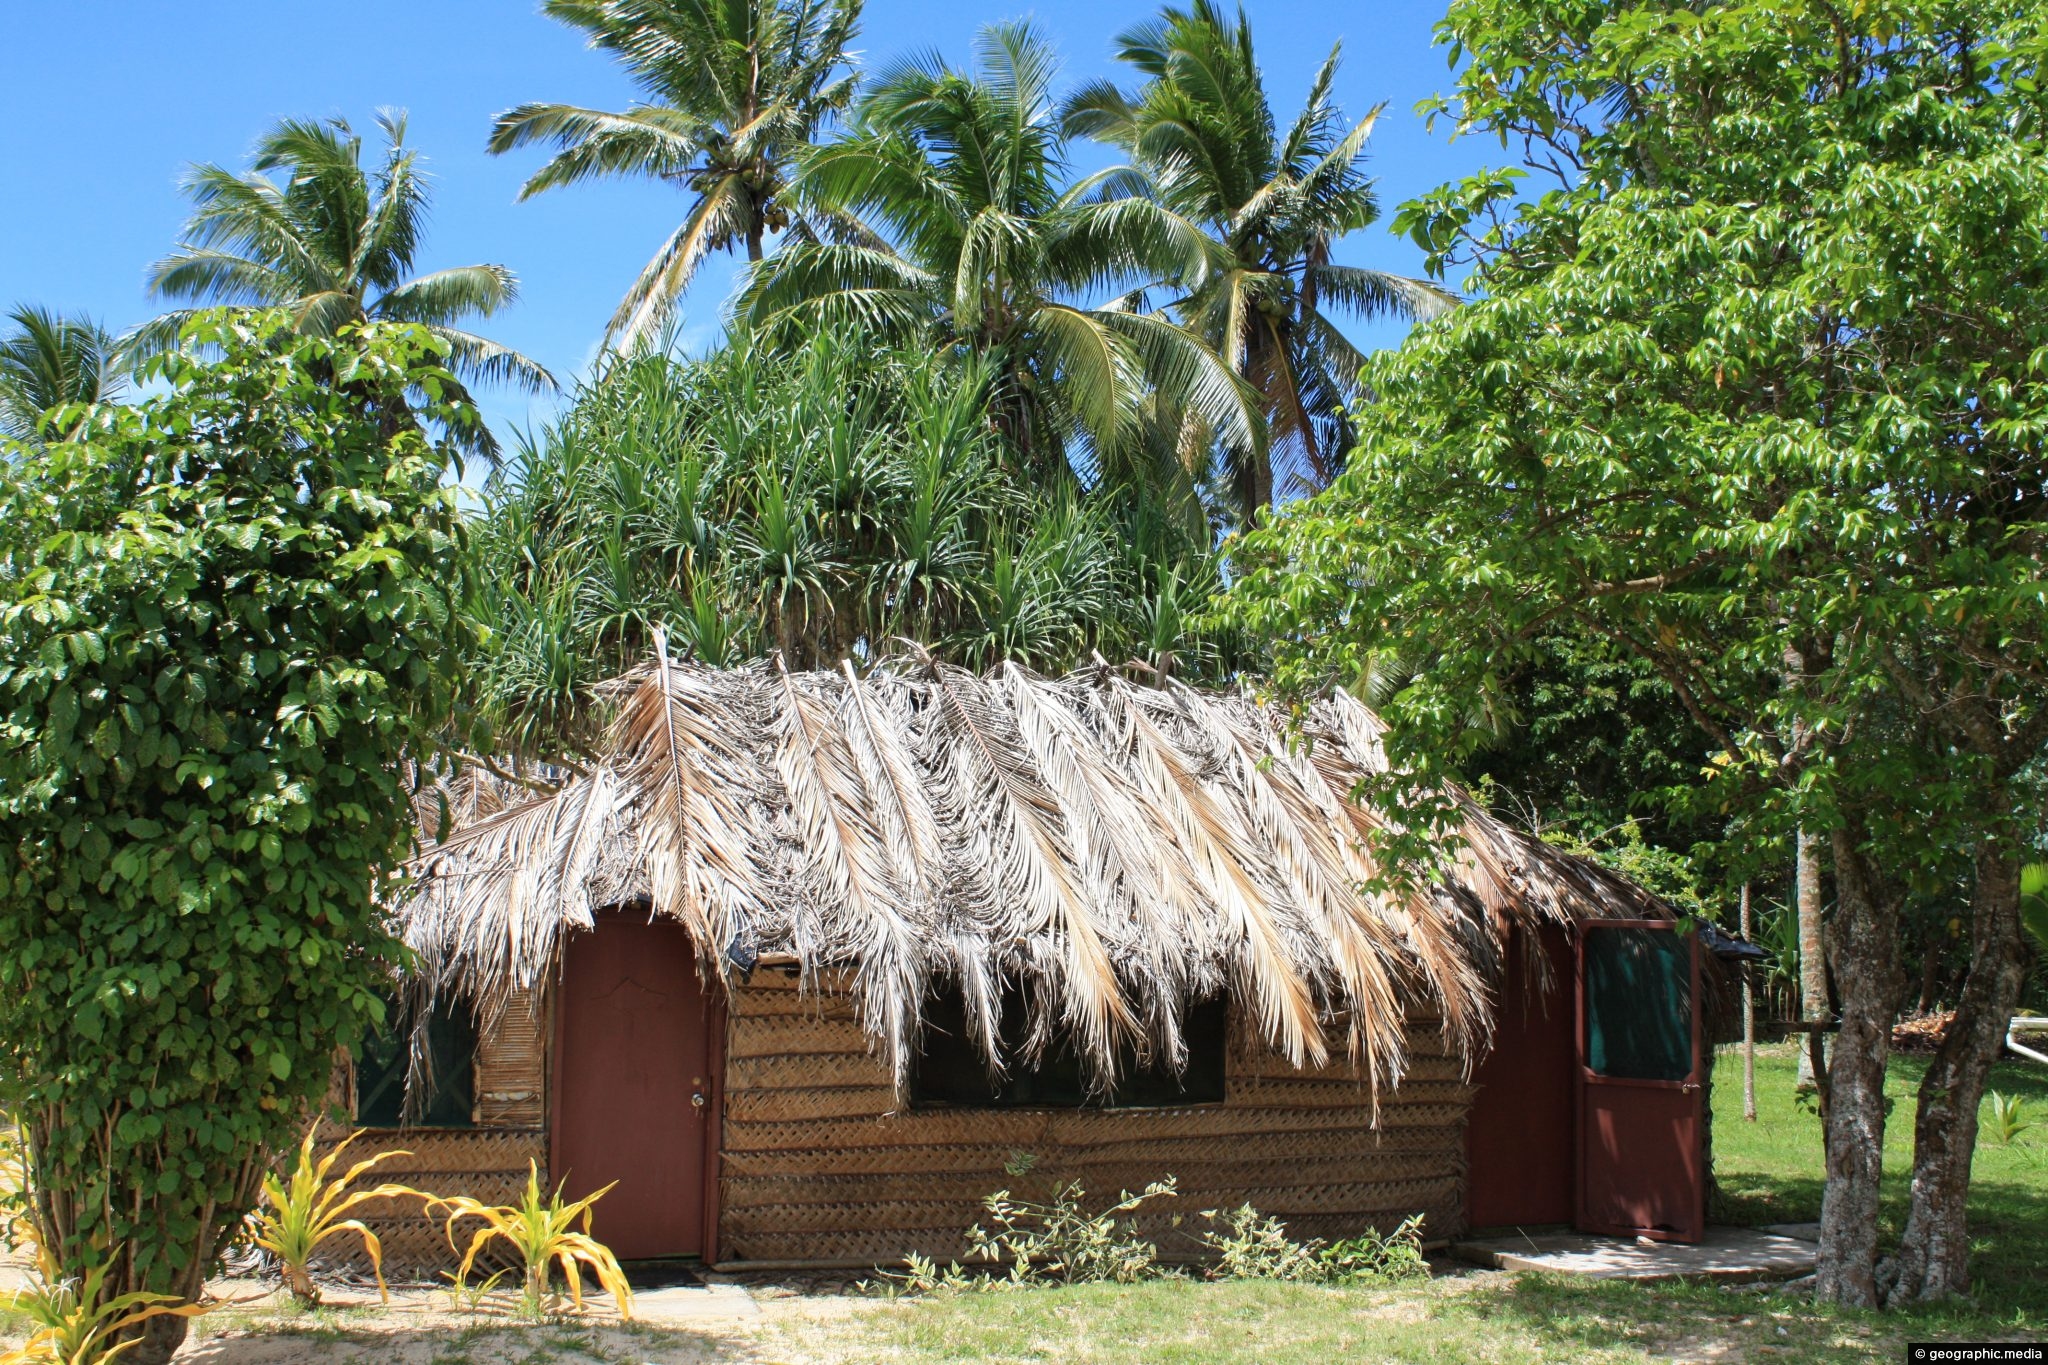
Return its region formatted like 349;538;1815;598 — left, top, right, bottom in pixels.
916;653;1136;1079
394;653;1668;1101
771;655;927;1090
1086;669;1326;1069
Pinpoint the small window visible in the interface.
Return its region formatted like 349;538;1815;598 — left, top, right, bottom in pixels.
354;999;477;1128
910;984;1227;1109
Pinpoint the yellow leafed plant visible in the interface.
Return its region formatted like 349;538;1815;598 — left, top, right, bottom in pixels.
433;1162;634;1321
0;1123;32;1254
0;1249;206;1365
249;1125;431;1306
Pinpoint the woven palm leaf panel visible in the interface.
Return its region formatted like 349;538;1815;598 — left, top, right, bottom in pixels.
718;972;1474;1267
314;987;551;1274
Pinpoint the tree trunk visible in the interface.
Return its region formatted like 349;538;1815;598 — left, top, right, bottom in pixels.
1878;842;2027;1304
121;1314;192;1365
1741;882;1758;1122
1813;822;1904;1308
1796;825;1829;1089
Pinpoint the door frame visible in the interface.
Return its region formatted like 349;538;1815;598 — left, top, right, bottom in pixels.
547;916;729;1262
1572;917;1704;1243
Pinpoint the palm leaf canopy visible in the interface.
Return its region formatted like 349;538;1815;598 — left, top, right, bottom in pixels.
137;112;554;459
399;655;1664;1095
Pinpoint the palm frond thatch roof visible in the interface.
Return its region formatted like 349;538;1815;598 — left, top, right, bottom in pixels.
398;652;1662;1095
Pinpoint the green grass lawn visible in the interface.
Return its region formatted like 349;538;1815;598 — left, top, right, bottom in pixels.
785;1043;2048;1365
1712;1041;2048;1323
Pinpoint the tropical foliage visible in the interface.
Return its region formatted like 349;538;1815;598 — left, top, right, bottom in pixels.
248;1127;431;1306
466;328;1233;762
0;314;476;1359
1066;0;1454;513
491;0;862;351
0;1252;205;1365
1222;0;2048;1309
741;21;1261;484
0;306;123;444
433;1162;635;1320
136;113;553;459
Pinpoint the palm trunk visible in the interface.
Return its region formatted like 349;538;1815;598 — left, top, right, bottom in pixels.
1879;841;2027;1304
1813;819;1904;1308
1796;825;1829;1089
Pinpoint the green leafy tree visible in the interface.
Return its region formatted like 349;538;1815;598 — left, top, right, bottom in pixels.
136;112;554;460
741;21;1262;485
470;326;1233;763
489;0;861;351
1222;0;2048;1308
0;305;124;443
0;313;476;1363
1065;0;1455;515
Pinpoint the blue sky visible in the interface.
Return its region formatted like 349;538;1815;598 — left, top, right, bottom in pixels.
0;0;1496;446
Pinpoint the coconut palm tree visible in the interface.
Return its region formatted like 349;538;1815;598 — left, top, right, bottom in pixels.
136;112;554;460
740;20;1263;485
489;0;861;352
0;306;123;442
1065;0;1457;515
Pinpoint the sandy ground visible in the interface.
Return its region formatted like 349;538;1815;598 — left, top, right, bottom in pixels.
3;1254;893;1365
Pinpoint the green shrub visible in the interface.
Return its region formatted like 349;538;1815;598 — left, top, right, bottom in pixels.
0;312;475;1361
969;1174;1180;1286
1198;1206;1429;1284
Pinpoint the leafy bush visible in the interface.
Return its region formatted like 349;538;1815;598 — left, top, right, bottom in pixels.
1318;1217;1431;1284
1198;1206;1429;1284
870;1160;1179;1295
0;312;475;1361
968;1175;1179;1286
1197;1205;1324;1280
249;1127;431;1306
433;1161;634;1321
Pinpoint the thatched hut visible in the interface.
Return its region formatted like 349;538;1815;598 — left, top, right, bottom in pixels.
349;654;1711;1271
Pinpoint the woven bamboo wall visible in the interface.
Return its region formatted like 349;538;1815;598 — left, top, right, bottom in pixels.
718;971;1475;1266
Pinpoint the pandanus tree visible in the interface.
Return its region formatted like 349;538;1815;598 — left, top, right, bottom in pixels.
489;0;862;351
467;327;1235;764
0;305;124;443
136;112;554;460
740;21;1263;488
1066;1;1456;515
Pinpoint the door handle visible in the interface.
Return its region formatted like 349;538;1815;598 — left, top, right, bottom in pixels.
691;1091;707;1110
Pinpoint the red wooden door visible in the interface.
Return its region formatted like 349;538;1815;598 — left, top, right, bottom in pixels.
1575;920;1705;1243
553;913;714;1260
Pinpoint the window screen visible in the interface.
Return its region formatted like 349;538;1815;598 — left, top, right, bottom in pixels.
911;985;1227;1109
1583;927;1694;1082
355;999;477;1128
